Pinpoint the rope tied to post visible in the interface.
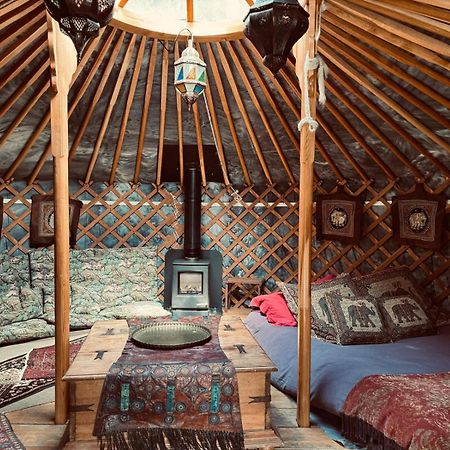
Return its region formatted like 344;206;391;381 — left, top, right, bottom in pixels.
298;1;328;133
297;55;328;133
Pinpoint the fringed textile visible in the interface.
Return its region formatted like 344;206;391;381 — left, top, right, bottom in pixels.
93;316;245;450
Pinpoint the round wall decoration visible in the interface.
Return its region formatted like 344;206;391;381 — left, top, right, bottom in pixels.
408;208;429;233
329;207;349;230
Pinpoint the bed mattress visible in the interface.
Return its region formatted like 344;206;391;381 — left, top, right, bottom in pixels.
244;311;450;416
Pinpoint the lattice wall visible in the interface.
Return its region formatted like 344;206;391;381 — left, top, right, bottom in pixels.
0;181;448;305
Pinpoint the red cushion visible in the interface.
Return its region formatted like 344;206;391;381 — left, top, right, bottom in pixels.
251;292;297;327
314;274;336;284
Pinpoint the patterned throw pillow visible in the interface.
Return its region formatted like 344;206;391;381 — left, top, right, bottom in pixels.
280;275;361;342
377;295;434;340
354;267;431;309
325;293;389;345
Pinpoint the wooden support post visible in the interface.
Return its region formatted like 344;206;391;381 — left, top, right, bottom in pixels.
294;0;322;428
47;15;77;425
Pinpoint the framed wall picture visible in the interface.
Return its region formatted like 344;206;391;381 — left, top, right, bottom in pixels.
391;184;446;250
316;187;366;244
30;195;83;248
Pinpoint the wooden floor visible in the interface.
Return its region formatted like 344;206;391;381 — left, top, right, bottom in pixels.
6;388;346;450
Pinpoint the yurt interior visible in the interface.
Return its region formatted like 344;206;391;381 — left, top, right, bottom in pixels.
0;0;449;449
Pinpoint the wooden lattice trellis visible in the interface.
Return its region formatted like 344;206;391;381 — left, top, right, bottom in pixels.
0;181;448;304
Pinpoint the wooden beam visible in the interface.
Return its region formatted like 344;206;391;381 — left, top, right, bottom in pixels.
156;40;169;186
295;0;321;428
109;36;146;185
320;41;450;154
205;42;251;186
69;31;126;161
322;18;450;109
325;61;450;179
226;41;296;185
326;1;450;70
373;0;449;22
351;0;450;38
27;30;113;184
84;35;137;184
321;31;450;130
329;0;450;57
196;44;230;186
323;12;449;87
134;39;158;184
215;42;273;185
46;14;77;425
187;0;194;22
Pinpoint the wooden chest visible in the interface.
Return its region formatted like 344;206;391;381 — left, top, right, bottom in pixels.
63;315;282;449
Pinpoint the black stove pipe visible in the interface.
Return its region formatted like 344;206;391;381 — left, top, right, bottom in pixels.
183;164;201;260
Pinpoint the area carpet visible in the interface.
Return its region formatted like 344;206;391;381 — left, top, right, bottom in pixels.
0;338;84;408
0;413;25;449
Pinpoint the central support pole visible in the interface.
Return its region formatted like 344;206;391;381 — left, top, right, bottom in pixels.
47;14;77;424
295;0;322;428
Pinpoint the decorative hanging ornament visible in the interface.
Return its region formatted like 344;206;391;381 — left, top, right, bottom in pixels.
174;35;207;109
44;0;115;61
244;0;309;74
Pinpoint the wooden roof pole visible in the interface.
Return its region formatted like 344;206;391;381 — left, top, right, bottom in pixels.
295;0;321;428
46;14;77;425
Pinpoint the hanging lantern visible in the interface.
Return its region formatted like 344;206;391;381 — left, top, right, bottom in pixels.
174;35;207;109
244;0;309;74
44;0;115;61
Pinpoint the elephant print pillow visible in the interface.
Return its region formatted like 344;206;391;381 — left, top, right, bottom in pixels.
325;293;389;345
378;295;434;340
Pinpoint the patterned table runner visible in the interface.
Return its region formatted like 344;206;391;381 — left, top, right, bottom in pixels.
342;372;450;450
93;315;244;450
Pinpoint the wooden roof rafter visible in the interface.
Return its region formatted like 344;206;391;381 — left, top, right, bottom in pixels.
329;0;450;57
321;32;450;132
196;44;231;186
174;42;184;186
109;36;147;185
68;30;126;161
214;41;273;185
205;41;251;186
27;30;111;184
133;38;158;184
325;62;450;180
225;41;296;185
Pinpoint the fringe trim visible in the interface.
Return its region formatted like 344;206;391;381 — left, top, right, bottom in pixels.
98;427;245;450
342;414;405;450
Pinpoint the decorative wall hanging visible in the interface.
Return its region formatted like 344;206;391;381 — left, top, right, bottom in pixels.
243;0;309;74
316;187;366;244
44;0;115;61
30;195;82;248
391;184;446;250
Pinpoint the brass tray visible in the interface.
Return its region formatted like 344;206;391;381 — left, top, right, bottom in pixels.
131;322;212;350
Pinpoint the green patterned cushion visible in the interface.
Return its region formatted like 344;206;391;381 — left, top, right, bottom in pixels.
377;295;434;340
0;253;31;287
326;293;389;345
0;319;54;345
0;285;43;326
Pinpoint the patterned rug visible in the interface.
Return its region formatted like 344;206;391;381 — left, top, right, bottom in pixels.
0;413;25;449
0;338;84;409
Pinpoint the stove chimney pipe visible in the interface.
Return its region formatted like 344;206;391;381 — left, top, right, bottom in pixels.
183;164;201;259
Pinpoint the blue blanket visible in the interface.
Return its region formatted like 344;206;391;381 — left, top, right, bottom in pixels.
244;311;450;416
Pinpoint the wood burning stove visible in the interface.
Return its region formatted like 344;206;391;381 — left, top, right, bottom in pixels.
170;164;210;318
